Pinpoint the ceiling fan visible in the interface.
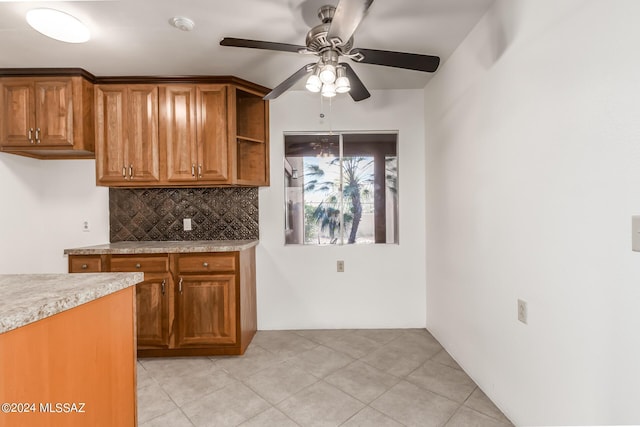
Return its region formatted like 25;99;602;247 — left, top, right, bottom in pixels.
220;0;440;102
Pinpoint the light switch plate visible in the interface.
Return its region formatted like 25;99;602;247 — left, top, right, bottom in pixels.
632;216;640;251
183;218;192;231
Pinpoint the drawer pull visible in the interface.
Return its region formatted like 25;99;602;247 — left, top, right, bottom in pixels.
81;264;88;270
203;262;209;267
135;263;141;269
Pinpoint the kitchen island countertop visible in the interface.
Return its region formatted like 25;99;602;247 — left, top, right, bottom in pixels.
0;272;143;334
63;239;259;255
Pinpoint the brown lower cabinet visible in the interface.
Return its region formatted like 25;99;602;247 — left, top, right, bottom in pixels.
68;248;256;356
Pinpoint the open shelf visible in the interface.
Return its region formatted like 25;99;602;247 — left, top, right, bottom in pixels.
235;87;269;186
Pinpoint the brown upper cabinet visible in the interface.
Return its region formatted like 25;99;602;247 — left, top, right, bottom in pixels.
95;84;160;185
160;84;230;183
0;69;270;187
97;78;270;188
0;73;94;159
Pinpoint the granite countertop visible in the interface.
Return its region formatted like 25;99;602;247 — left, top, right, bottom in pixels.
0;273;144;334
64;240;259;255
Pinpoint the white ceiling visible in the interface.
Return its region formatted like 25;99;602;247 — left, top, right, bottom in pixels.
0;0;495;91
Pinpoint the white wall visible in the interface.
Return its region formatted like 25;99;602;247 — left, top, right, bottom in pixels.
424;1;640;425
258;89;426;330
0;153;109;273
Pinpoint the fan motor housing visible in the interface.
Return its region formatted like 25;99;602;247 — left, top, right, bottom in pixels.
305;6;354;53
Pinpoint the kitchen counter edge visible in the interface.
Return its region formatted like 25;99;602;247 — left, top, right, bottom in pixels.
0;272;144;334
64;240;259;255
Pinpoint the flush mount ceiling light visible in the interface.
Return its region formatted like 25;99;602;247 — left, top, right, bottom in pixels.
26;8;90;43
169;16;195;32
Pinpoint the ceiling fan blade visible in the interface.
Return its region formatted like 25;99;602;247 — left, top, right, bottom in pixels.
352;48;440;72
264;63;316;100
326;0;374;47
220;37;306;53
342;63;370;102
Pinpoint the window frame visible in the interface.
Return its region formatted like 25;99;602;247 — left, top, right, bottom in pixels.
283;130;399;246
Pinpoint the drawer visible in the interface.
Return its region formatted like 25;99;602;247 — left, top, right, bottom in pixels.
69;256;102;273
110;255;169;273
177;253;236;273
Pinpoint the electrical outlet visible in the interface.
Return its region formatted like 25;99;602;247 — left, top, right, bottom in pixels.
183;218;192;231
517;299;528;324
337;260;344;272
82;220;90;232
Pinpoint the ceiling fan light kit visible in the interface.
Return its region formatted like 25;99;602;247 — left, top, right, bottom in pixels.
26;8;90;43
220;0;440;102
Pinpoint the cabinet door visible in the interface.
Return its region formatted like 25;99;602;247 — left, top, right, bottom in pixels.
95;85;160;185
95;85;128;184
136;273;171;348
197;85;230;182
0;78;34;146
176;274;237;347
127;85;160;182
34;78;74;146
161;85;198;182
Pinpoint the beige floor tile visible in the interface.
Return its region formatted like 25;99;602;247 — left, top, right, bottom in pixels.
137;362;157;390
213;344;286;379
371;380;459;427
157;368;238;407
341;407;404;426
137;381;179;424
277;381;365;427
293;329;349;344
288;344;354;378
431;349;463;371
251;330;318;358
352;329;405;345
139;357;218;382
325;360;400;403
181;381;270;427
135;329;504;427
361;333;440;377
244;360;319;404
294;329;383;359
140;408;194;427
464;387;512;424
239;407;300;427
445;406;512;427
407;360;476;403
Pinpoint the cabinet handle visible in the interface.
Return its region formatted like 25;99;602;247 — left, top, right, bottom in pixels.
129;164;133;178
198;164;202;178
35;128;41;144
203;262;209;267
28;128;34;144
161;279;166;295
122;166;127;178
191;164;196;177
81;264;88;270
178;277;183;293
135;263;141;269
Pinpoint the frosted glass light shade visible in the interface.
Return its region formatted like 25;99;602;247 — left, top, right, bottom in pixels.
319;64;336;84
26;8;90;43
306;74;322;93
335;76;350;93
321;83;336;98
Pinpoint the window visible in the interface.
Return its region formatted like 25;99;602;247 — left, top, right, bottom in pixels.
284;132;398;245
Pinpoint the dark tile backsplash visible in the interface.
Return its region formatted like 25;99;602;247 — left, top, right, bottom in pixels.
109;188;259;242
